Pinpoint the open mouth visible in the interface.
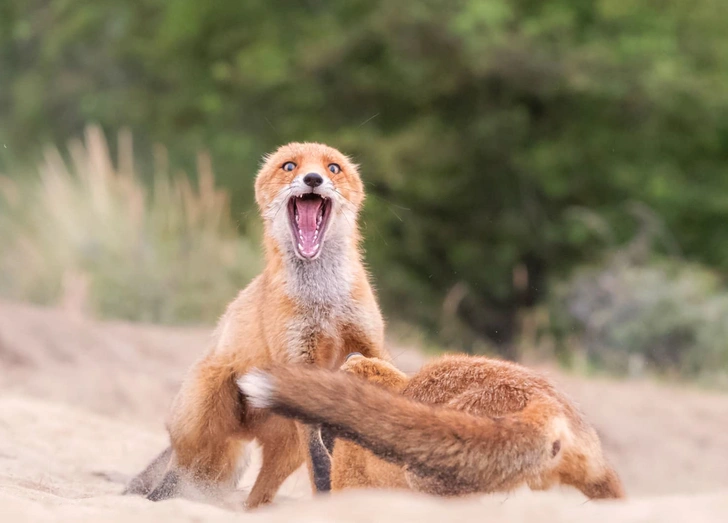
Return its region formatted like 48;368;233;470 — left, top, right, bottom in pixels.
288;193;332;259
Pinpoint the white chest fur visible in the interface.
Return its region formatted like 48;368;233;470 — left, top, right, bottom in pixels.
283;237;357;362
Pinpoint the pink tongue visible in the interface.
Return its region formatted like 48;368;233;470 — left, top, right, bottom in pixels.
297;198;323;256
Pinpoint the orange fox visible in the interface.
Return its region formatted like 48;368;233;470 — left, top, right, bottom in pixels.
123;143;390;509
239;353;625;500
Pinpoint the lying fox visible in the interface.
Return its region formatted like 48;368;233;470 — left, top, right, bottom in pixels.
124;143;390;508
239;353;625;500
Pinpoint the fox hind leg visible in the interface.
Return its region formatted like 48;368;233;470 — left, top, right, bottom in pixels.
145;359;252;501
244;416;305;509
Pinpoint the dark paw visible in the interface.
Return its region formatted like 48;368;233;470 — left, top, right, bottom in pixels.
308;427;332;492
146;471;179;501
122;479;151;496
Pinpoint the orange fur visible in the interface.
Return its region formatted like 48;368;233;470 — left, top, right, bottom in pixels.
123;143;389;509
240;354;625;500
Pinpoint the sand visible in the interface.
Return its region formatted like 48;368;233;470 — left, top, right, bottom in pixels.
0;299;726;522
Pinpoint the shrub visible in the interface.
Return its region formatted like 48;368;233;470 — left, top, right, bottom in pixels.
0;125;261;324
550;253;728;381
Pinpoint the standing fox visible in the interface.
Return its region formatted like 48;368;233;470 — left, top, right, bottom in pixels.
123;143;390;508
239;353;625;500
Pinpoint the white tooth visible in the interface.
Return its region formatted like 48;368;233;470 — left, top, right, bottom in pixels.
298;243;304;251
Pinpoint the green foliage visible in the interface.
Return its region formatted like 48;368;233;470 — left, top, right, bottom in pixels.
2;1;728;352
0;125;260;324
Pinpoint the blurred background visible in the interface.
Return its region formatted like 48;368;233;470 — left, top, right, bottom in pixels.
2;0;728;385
3;4;728;518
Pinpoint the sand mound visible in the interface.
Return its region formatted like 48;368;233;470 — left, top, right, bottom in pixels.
1;299;727;522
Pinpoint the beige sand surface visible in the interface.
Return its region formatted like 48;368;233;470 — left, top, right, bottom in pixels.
1;300;726;521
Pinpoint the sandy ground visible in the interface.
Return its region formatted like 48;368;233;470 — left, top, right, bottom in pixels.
0;299;727;522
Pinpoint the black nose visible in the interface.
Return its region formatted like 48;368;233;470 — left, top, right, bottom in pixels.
303;172;324;188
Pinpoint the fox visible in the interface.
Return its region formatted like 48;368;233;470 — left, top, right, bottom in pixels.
123;143;390;509
239;352;626;501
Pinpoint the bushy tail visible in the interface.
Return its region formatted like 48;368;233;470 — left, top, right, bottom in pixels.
239;366;559;493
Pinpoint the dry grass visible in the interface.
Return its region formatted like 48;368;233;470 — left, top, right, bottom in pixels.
0;125;260;324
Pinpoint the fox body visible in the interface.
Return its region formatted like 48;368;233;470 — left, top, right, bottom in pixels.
240;353;625;500
124;143;389;508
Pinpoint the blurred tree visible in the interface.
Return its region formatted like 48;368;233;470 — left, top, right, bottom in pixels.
2;0;728;355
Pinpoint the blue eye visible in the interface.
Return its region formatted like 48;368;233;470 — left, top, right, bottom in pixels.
282;162;296;172
328;163;341;175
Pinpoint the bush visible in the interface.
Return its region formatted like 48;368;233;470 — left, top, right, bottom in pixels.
0;125;260;324
4;1;728;354
551;253;728;381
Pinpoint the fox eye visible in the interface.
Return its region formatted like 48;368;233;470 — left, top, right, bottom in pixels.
328;163;341;175
282;161;296;172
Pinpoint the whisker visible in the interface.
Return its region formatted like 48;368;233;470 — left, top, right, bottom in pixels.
367;219;389;246
257;181;293;187
390;346;410;363
357;112;380;127
334;188;356;208
387;207;403;222
264;116;277;132
335;186;406;241
346;187;412;211
379;198;410;211
272;187;293;220
238;209;256;221
334;189;357;232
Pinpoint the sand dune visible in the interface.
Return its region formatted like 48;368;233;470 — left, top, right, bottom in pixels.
1;299;727;521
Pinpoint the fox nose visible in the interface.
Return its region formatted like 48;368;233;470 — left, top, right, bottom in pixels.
303;172;324;188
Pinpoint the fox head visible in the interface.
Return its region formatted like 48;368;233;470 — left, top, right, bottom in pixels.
255;142;365;261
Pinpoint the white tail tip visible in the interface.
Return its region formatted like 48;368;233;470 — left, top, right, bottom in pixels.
237;370;276;409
